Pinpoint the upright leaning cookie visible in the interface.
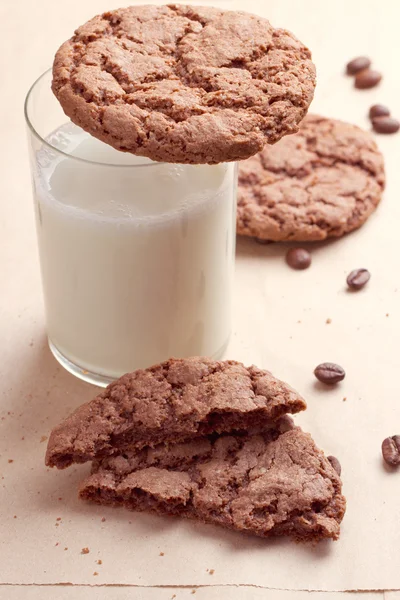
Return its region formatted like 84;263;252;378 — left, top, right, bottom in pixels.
237;114;385;242
52;4;316;164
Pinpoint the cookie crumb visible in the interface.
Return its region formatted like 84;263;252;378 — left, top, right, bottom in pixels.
209;569;215;575
58;497;63;501
64;548;68;551
159;552;165;556
343;397;347;402
326;318;332;324
56;517;62;521
96;560;102;565
386;313;389;317
101;517;106;522
81;548;90;555
191;591;196;595
8;459;13;464
55;543;59;547
13;515;17;519
93;572;99;576
40;435;48;443
171;595;176;599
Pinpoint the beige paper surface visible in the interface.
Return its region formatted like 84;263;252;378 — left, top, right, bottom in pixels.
0;589;383;600
1;0;400;593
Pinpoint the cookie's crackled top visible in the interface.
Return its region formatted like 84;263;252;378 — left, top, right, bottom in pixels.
52;4;316;164
81;427;346;542
237;114;385;241
45;357;306;469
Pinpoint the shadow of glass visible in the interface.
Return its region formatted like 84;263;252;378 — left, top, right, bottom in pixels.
1;334;97;448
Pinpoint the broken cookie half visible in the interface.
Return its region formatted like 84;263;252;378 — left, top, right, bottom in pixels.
46;357;306;469
46;358;345;541
81;427;345;542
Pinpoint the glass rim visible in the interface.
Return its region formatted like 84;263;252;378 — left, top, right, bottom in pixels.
24;69;163;169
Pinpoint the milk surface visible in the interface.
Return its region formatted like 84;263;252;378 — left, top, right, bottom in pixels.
34;123;236;379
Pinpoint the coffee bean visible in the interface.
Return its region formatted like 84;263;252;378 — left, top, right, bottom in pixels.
278;415;295;433
369;104;390;119
372;116;400;134
346;268;370;290
346;56;371;75
327;456;342;476
286;248;311;270
355;69;382;89
314;363;345;384
381;435;400;467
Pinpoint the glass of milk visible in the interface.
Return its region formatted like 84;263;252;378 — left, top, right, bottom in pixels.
25;70;237;386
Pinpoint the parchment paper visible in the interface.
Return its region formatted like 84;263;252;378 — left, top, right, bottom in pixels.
0;589;383;600
1;0;400;592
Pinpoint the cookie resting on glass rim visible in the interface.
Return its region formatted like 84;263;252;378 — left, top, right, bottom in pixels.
51;4;316;164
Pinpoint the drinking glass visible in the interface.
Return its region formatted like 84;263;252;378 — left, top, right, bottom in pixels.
25;70;237;386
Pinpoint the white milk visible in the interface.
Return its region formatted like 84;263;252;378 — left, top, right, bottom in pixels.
33;123;236;381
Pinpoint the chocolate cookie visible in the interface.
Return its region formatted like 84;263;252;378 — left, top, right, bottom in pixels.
46;357;306;469
80;427;346;542
237;114;385;241
52;4;316;164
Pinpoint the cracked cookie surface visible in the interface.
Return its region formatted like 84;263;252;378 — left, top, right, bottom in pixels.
237;114;385;241
45;357;306;469
52;4;316;164
80;427;346;541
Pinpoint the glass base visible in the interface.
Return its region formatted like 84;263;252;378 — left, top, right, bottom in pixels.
49;341;116;387
49;337;231;388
